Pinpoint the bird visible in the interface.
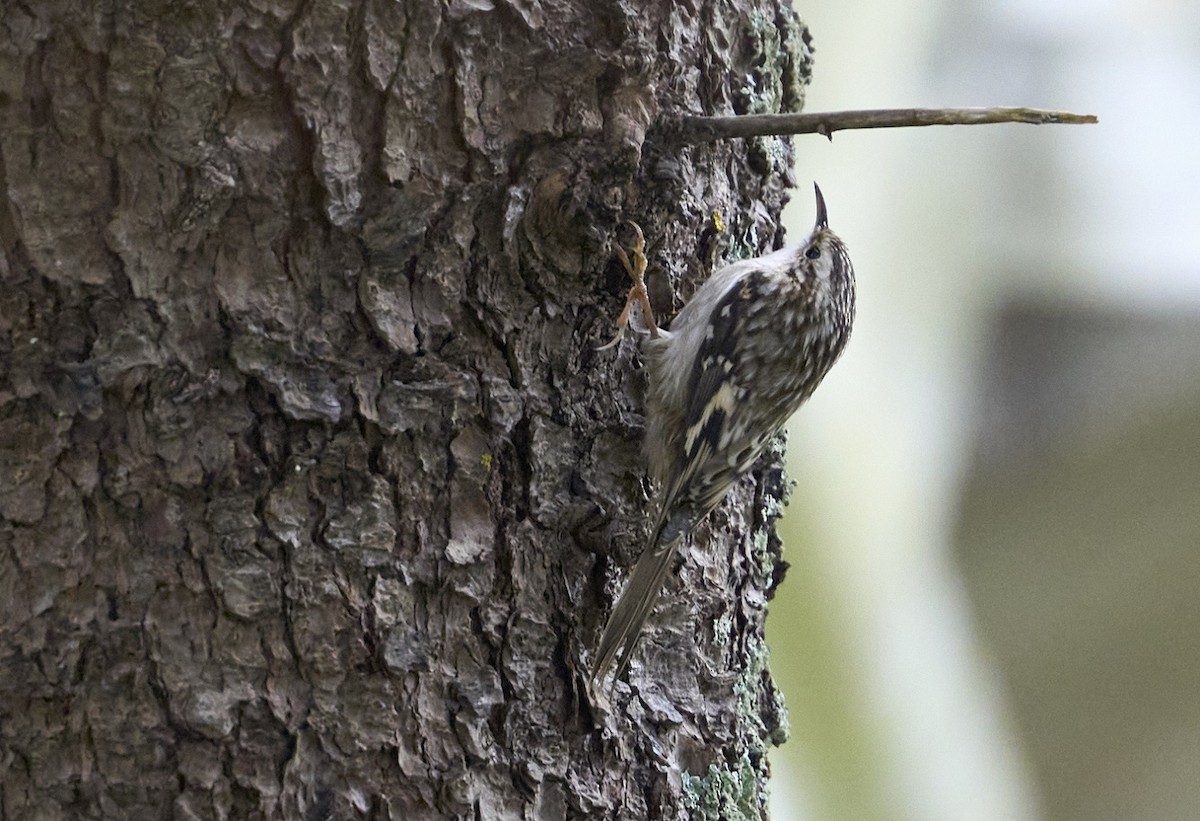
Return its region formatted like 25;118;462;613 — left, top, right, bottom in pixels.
592;183;856;686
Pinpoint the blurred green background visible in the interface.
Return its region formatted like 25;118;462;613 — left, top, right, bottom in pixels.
767;3;1200;819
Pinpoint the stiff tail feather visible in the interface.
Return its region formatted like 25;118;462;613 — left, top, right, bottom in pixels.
590;536;680;685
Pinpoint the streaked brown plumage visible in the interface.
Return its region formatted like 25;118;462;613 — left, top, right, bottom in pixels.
592;183;855;685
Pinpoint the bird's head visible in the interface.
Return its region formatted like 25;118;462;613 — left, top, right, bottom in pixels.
799;183;852;285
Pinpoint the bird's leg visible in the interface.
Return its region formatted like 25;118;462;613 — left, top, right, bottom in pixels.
597;221;661;351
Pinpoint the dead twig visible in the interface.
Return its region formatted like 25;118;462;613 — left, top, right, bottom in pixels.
675;107;1098;143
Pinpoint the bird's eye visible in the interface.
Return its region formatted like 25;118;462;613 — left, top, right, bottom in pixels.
805;246;821;260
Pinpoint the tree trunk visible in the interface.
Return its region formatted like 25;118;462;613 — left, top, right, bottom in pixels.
0;1;812;817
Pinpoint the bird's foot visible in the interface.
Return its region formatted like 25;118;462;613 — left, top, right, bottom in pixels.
597;221;661;351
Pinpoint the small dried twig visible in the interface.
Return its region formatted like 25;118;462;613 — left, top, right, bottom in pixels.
675;106;1098;143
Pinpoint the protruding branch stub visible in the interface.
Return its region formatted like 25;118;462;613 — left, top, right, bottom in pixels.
672;106;1098;144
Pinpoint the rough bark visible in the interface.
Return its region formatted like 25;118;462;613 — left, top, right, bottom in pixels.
0;1;812;818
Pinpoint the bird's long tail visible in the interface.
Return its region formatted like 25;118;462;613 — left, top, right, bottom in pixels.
590;511;690;686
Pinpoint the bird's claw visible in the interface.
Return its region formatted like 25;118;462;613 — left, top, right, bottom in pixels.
597;220;661;350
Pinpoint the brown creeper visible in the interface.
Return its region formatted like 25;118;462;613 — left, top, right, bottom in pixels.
592;183;855;685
